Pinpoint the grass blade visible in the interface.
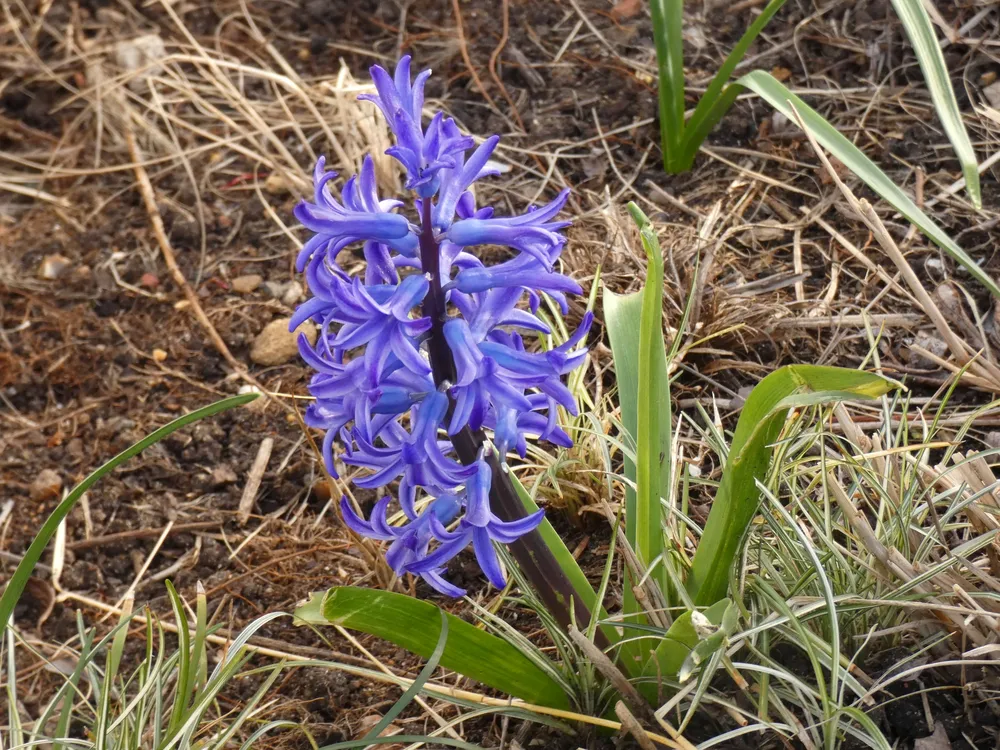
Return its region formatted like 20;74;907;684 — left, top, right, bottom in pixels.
294;586;571;708
165;581;193;737
889;0;980;208
735;71;999;299
364;610;448;741
650;0;686;171
680;0;788;169
686;365;897;606
0;393;258;640
627;203;669;597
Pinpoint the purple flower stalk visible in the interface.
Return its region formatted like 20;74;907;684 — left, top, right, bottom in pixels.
292;56;590;597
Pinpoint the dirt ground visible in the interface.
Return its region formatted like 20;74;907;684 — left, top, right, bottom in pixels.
2;1;1000;748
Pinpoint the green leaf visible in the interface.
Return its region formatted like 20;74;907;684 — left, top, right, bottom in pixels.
0;393;258;640
735;71;999;299
604;289;673;671
889;0;980;208
679;0;788;170
646;599;731;679
628;203;669;596
686;365;898;606
294;587;571;709
650;0;686;171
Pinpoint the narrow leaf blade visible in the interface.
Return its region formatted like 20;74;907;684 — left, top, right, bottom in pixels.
681;0;788;168
736;71;998;298
889;0;980;208
0;393;258;640
294;587;570;708
627;203;669;595
650;0;686;171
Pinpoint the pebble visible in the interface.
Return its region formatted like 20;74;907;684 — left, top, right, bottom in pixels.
282;282;303;306
265;173;289;195
231;274;263;294
909;331;949;368
985;80;1000;109
37;254;72;280
140;272;160;289
30;469;62;501
210;464;238;487
250;317;317;366
738;220;786;245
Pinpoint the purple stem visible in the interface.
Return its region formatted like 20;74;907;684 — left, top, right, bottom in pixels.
417;198;602;644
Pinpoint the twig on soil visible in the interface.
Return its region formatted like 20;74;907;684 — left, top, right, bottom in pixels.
126;130;248;379
450;0;499;111
614;702;659;750
66;521;219;551
487;0;526;132
238;437;274;525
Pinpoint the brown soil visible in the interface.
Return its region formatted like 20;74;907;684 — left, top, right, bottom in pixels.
2;1;999;748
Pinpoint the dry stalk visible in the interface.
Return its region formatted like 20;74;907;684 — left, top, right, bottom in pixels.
788;101;1000;393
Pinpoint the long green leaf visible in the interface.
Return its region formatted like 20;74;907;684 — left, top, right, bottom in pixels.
679;0;788;170
294;587;570;708
686;365;897;606
628;203;669;597
889;0;980;208
735;71;999;299
650;0;686;171
0;393;258;640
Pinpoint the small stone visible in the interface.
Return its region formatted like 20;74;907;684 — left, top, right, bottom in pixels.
250;317;317;366
140;272;160;289
231;274;263;294
30;469;62;501
609;0;642;21
265;173;289;195
114;34;166;90
985;80;1000;109
152;348;168;362
914;723;951;750
210;464;238;487
38;254;72;280
312;478;332;501
771;66;792;82
738;219;786;245
66;438;84;460
264;280;288;299
909;331;949;368
985;431;1000;450
281;282;303;306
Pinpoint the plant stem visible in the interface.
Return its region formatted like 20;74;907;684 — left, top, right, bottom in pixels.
418;199;605;646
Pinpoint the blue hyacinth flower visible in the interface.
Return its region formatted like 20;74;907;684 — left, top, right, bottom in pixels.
292;55;588;596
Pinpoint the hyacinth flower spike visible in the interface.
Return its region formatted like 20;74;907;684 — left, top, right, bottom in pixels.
292;56;599;637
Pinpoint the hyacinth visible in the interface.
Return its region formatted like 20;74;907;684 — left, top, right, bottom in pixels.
292;56;591;596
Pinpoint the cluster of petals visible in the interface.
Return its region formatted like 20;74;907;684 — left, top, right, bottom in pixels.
292;56;589;595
